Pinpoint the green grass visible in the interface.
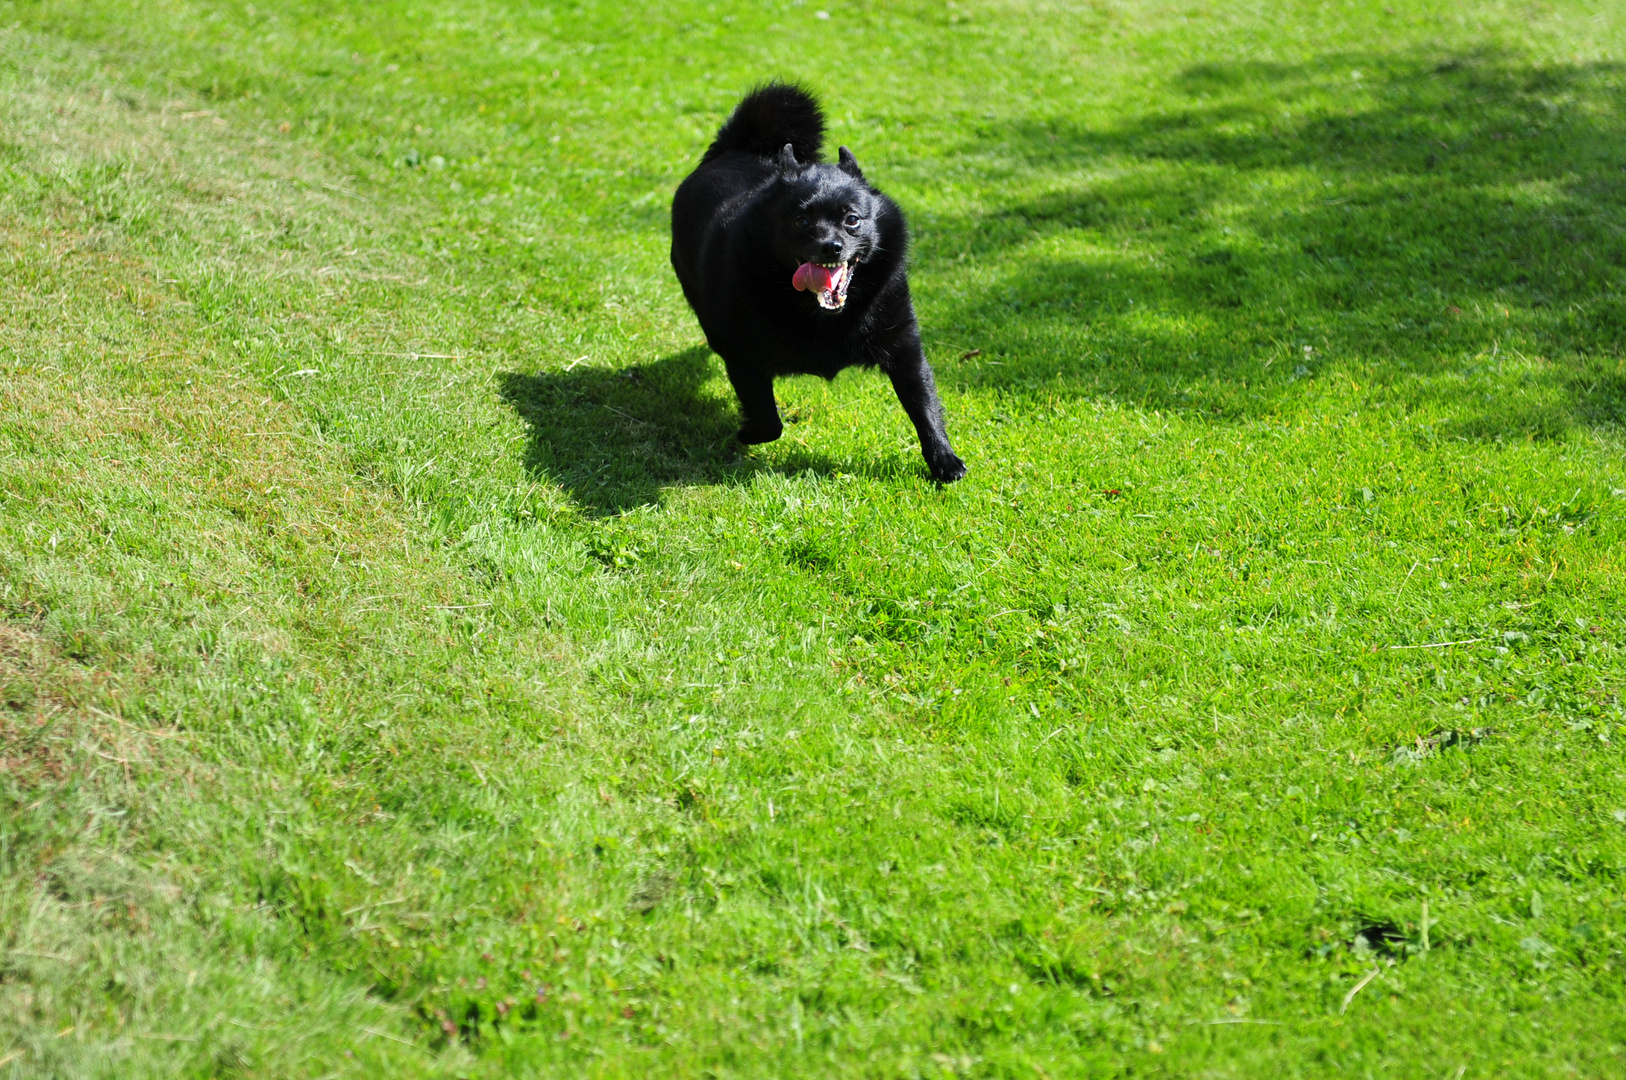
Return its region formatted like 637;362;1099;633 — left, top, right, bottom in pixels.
2;1;1625;1076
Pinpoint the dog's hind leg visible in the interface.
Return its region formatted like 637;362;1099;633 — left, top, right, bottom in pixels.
721;357;783;445
883;345;966;483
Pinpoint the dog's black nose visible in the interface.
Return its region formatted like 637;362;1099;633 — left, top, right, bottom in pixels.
820;239;844;259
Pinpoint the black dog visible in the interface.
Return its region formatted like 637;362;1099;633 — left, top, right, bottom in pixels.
670;84;966;483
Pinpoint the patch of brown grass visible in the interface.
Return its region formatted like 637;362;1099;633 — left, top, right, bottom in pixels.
0;621;107;785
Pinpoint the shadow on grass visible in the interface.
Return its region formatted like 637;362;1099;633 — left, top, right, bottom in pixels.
917;48;1626;437
498;346;850;514
498;347;740;514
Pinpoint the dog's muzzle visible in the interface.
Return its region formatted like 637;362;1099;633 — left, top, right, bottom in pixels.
792;260;852;310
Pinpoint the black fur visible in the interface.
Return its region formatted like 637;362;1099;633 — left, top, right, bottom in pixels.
671;83;966;482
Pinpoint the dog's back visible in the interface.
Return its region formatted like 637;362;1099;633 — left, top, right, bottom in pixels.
670;85;825;312
702;83;824;164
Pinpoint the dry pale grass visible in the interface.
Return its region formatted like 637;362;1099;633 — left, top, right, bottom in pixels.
0;48;495;1078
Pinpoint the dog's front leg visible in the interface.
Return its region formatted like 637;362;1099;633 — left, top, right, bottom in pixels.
884;345;966;483
721;358;783;445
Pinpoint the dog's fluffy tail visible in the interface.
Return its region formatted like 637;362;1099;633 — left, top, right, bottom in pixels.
704;83;825;163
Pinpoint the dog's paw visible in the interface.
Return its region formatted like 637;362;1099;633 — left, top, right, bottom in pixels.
737;422;784;445
929;453;967;484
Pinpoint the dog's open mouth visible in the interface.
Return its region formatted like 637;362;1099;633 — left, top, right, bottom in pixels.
792;260;852;310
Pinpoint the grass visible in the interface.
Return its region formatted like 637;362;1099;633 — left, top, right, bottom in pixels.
2;0;1625;1075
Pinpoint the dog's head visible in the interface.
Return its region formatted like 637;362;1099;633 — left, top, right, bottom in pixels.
771;145;882;311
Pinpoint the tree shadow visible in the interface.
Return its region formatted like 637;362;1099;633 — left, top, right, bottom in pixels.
497;346;844;514
915;48;1626;438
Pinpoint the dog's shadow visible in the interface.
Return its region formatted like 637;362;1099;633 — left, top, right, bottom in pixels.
499;346;839;514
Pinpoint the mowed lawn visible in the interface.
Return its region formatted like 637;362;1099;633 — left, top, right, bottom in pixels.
3;0;1625;1076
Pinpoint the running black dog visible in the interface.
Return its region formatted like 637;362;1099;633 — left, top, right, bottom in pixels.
670;84;966;482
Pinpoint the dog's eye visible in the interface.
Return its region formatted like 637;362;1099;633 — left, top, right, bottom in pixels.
794;216;809;229
843;213;861;227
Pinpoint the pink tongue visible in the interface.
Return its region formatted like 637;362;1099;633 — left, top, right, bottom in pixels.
793;262;837;293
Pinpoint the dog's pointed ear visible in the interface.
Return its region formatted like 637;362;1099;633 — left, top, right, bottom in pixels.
837;146;863;177
778;143;799;172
